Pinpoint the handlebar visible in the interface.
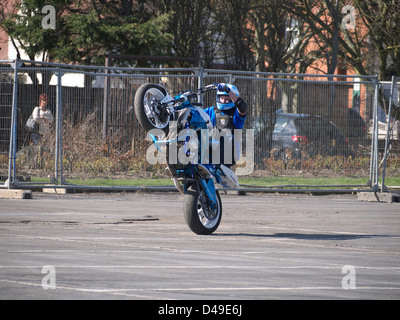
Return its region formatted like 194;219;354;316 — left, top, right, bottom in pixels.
200;83;219;93
179;83;218;100
161;83;218;108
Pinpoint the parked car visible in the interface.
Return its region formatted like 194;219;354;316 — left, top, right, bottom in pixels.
270;113;349;159
345;108;367;139
368;105;400;140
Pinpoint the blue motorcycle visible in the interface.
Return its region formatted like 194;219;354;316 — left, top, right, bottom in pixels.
134;83;239;235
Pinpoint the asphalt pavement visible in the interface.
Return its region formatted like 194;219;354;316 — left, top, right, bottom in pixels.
0;191;399;300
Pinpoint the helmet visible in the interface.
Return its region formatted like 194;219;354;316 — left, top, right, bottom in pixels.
216;83;239;111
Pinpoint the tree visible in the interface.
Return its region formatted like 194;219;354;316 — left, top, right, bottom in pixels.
212;0;255;70
157;0;217;68
0;0;69;85
55;0;173;66
282;0;368;76
0;0;67;62
354;0;400;80
0;0;173;67
247;0;314;73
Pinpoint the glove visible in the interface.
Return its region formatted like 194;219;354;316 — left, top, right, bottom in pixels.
235;97;248;115
217;83;230;93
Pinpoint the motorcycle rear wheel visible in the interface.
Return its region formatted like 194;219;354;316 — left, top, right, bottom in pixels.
184;185;222;235
134;83;169;133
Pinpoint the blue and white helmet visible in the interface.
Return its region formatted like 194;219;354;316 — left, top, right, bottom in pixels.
216;83;239;111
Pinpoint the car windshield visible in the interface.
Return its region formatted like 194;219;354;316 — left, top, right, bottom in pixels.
294;118;315;136
273;116;291;133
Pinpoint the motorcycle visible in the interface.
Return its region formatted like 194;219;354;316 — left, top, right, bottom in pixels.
134;83;239;235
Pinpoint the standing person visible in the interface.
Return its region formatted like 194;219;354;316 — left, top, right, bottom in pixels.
31;93;53;144
203;83;248;167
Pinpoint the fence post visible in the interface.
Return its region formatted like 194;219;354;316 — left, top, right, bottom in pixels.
7;59;21;189
370;76;380;191
55;67;64;185
381;76;397;192
102;53;110;141
197;67;204;104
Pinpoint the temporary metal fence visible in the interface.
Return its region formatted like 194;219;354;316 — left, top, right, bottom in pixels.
1;59;399;193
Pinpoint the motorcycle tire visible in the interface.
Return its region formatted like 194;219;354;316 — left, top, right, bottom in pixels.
184;185;222;235
134;83;169;133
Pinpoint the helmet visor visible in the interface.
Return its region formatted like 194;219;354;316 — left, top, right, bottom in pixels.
218;95;232;105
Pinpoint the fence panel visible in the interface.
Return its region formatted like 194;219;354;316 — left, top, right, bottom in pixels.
0;63;14;186
380;77;400;191
2;59;398;192
56;68;199;188
203;70;379;190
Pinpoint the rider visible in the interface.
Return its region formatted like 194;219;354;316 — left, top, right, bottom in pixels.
203;83;248;167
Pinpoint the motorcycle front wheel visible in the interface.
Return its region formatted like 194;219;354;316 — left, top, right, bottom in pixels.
184;185;222;235
134;83;169;133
